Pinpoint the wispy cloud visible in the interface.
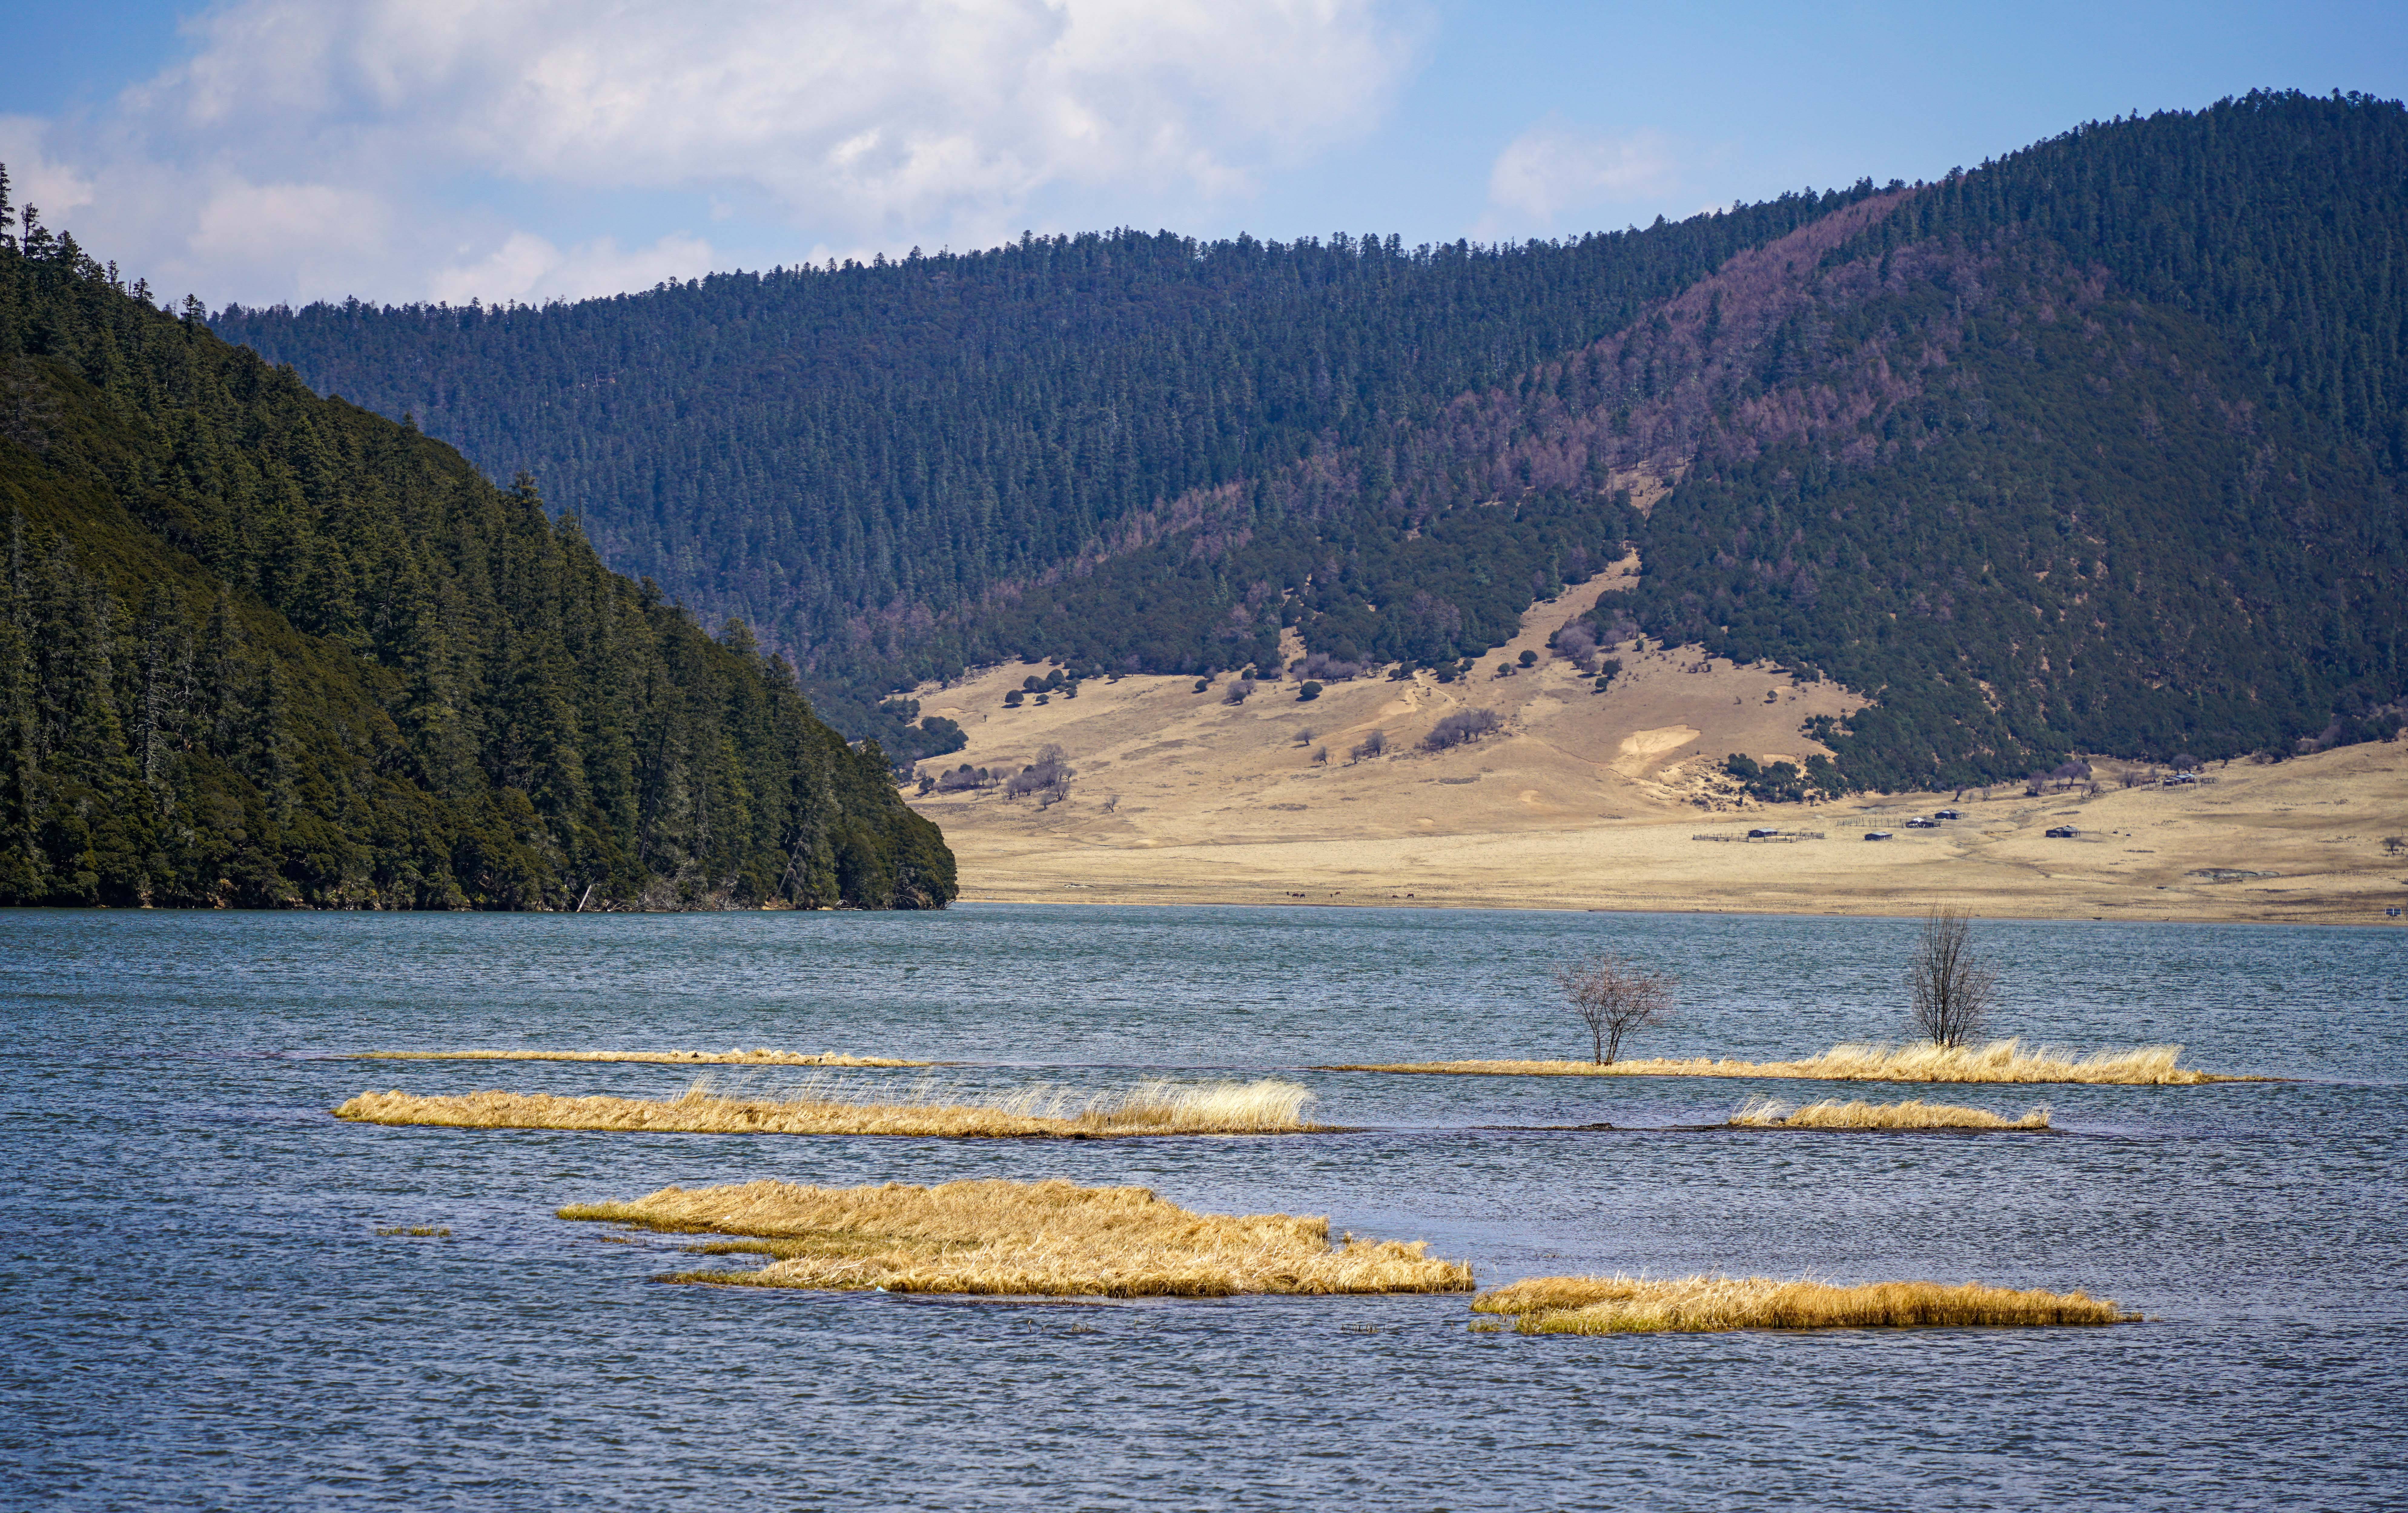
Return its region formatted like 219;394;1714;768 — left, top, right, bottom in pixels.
24;0;1424;305
1479;115;1678;234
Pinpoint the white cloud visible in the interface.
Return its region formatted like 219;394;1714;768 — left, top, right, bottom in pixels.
428;231;718;306
0;117;98;223
1484;116;1677;226
18;0;1423;304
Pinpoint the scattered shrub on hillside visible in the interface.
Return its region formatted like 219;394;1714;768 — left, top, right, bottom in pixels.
1006;745;1074;803
1350;731;1388;762
1223;679;1256;705
1293;652;1366;683
1298;681;1322;702
934;765;989;794
1422;709;1501;752
1004;689;1024;707
1311;747;1328;766
1193;678;1212;693
1518;649;1537;667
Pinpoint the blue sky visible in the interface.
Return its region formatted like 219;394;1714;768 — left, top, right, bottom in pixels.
3;0;2401;308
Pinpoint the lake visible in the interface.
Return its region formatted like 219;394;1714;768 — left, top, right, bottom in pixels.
3;904;2402;1510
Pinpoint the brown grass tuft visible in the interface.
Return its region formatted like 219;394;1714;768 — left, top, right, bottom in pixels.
355;1048;926;1067
1728;1096;2050;1130
1327;1037;2245;1085
1472;1274;2137;1333
332;1077;1326;1138
560;1177;1475;1297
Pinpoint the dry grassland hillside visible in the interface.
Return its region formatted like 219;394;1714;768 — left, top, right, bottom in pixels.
904;571;2408;925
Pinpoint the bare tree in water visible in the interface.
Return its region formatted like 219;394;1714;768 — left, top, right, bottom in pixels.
1907;904;1997;1047
1554;955;1677;1065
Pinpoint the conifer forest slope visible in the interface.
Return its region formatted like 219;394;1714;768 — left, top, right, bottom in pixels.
218;91;2408;793
0;207;954;910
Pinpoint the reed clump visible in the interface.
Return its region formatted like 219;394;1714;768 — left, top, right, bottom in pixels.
1728;1097;2051;1130
355;1048;926;1067
561;1176;1475;1297
1471;1274;2137;1333
1328;1037;2242;1085
332;1077;1325;1138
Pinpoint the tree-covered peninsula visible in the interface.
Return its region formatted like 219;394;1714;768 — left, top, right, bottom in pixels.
0;184;954;910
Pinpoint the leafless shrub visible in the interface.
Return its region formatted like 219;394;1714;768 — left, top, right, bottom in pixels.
1102;794;1120;814
1907;904;1997;1048
1222;679;1256;705
1421;708;1502;752
1349;730;1388;762
1553;954;1677;1065
1294;728;1315;746
1551;622;1600;672
1005;744;1073;803
1311;747;1328;767
2383;835;2404;856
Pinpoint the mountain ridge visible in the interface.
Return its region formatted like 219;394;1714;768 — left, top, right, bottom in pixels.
213;91;2408;792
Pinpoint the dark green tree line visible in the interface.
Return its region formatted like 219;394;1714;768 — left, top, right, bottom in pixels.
0;178;952;908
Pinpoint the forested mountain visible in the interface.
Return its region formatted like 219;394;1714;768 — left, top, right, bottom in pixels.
218;91;2408;793
0;184;954;909
213;191;1875;745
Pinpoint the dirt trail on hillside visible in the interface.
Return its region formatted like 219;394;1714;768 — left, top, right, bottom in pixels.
904;576;2408;925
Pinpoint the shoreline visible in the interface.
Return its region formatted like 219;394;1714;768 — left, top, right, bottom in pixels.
944;888;2408;927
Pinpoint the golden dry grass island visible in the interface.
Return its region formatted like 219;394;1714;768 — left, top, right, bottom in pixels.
354;1048;927;1067
1727;1097;2051;1130
901;565;2408;924
561;1177;1475;1297
1327;1038;2245;1085
1471;1274;2138;1333
332;1077;1328;1139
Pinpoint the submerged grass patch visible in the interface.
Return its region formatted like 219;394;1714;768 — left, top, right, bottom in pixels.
561;1176;1474;1297
1328;1038;2243;1085
356;1048;926;1067
333;1077;1326;1138
1728;1097;2051;1130
1472;1274;2137;1333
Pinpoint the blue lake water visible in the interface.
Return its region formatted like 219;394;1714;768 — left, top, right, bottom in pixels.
3;904;2403;1510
